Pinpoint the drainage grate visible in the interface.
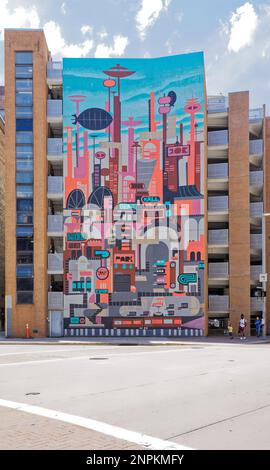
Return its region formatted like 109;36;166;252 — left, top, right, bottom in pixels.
89;357;108;361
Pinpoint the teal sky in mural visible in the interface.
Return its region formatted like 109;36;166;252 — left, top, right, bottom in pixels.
63;53;205;149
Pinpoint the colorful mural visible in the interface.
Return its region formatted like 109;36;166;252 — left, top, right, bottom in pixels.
63;53;206;333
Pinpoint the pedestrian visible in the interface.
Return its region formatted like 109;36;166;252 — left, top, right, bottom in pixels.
228;322;234;339
238;314;247;340
255;316;261;338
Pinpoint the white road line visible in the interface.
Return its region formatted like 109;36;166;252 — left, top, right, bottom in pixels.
0;346;123;357
0;398;192;450
0;348;195;367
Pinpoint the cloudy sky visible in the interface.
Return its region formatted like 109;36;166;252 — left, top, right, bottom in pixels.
0;0;269;107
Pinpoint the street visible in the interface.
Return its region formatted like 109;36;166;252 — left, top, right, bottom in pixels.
0;341;270;450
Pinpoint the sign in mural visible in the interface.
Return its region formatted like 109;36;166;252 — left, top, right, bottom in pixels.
63;53;206;333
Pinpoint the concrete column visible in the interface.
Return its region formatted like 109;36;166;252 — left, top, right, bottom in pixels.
263;117;270;335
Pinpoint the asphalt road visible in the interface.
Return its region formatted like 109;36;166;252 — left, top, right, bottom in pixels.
0;341;270;450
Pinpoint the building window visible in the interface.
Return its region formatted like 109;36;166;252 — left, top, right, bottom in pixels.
16;131;33;144
16;119;33;132
15;65;33;78
15;51;33;304
15;52;33;64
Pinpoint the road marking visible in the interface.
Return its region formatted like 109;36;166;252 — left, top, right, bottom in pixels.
0;346;122;357
0;398;192;450
0;348;195;367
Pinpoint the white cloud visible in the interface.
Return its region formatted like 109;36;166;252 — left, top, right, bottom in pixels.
94;35;128;58
136;0;171;40
61;2;66;15
44;21;93;58
81;24;93;36
227;2;258;52
0;0;40;39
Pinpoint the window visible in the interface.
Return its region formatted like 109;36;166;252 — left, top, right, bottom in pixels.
16;145;33;157
17;213;33;225
17;199;33;211
17;292;33;304
16;79;32;91
16;51;33;304
16;107;33;118
16;119;33;131
17;237;33;251
16;160;33;172
16;226;34;237
16;91;33;106
16;132;33;144
16;265;33;277
16;185;33;198
15;65;33;78
16;171;33;184
15;52;33;64
17;253;33;264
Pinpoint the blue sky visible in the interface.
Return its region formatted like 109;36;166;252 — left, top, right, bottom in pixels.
0;0;270;108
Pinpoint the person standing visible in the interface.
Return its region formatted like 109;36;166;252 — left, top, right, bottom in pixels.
238;314;247;340
255;316;261;338
228;322;234;339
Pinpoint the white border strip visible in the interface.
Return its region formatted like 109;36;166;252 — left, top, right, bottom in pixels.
0;398;192;451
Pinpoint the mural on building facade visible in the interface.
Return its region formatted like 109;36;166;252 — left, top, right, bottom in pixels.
63;53;206;332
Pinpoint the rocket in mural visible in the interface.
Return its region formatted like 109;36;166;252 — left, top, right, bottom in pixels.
62;54;205;332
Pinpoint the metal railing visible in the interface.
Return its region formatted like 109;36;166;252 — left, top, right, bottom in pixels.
208;262;229;278
47;138;63;156
250;171;263;186
250;202;263;218
47;61;62;80
249;108;264;122
48;253;63;272
48;176;63;195
250;233;262;250
207;96;228;114
47;100;62;118
249;139;263;155
48;215;63;233
208;196;228;212
208;229;228;245
209;295;229;311
208;163;228;179
48;292;64;310
208;130;228;146
250;265;262;280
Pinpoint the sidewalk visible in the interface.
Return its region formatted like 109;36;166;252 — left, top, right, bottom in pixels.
0;332;269;346
0;407;142;450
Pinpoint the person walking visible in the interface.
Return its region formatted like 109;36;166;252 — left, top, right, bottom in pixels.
255;316;261;338
238;314;247;340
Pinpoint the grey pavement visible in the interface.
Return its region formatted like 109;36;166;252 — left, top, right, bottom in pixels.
0;341;270;449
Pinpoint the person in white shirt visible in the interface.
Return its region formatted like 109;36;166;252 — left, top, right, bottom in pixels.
238;314;247;340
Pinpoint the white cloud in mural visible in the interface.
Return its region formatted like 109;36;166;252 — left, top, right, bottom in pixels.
94;34;128;58
44;21;94;58
81;24;93;36
227;2;258;52
136;0;172;40
0;0;40;39
98;27;108;40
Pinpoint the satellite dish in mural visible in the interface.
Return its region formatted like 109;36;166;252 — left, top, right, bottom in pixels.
72;108;113;131
88;186;113;208
168;90;177;106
